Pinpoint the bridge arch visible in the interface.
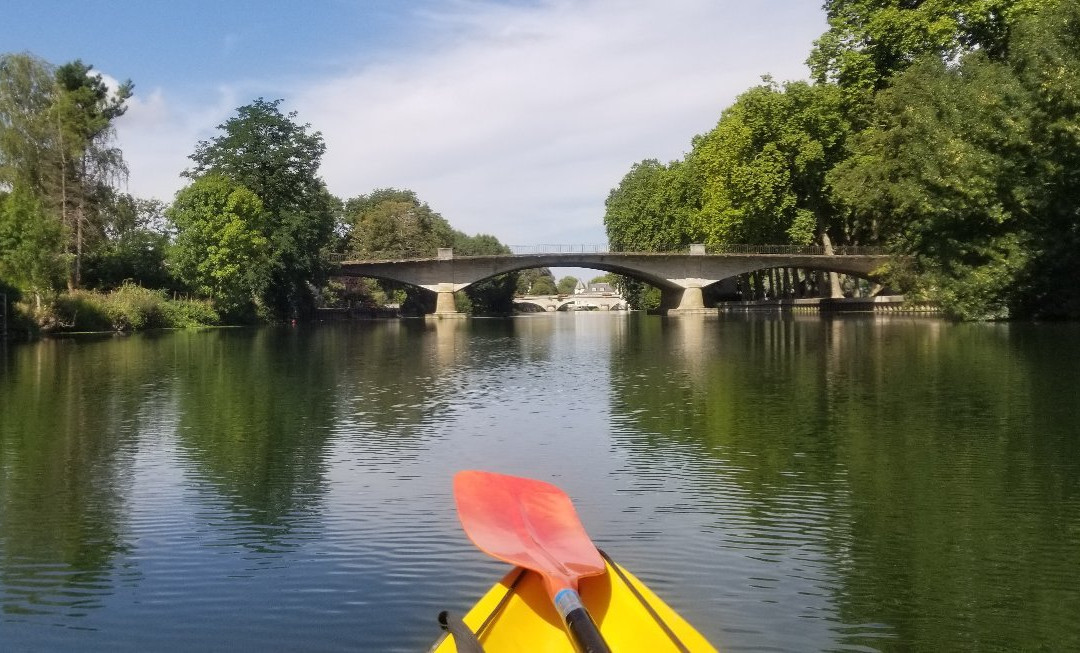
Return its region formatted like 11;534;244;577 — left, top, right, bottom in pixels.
337;251;891;314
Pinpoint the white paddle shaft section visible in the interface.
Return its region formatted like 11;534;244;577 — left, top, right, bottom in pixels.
554;588;585;617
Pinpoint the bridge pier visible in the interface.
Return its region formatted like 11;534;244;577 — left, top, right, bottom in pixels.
661;284;716;315
674;286;705;310
435;288;457;314
431;284;466;318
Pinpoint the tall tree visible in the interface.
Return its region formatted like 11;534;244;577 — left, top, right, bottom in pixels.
829;0;1080;319
603;158;703;253
0;54;64;302
167;175;271;318
0;54;132;291
51;60;133;289
690;78;853;250
808;0;1048;114
0;53;56;192
1008;0;1080;317
186;98;336;318
344;188;455;259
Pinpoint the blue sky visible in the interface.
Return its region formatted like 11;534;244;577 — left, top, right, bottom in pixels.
4;1;827;253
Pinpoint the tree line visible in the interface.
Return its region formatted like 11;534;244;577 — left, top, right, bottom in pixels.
0;55;536;330
604;0;1080;320
8;1;1076;327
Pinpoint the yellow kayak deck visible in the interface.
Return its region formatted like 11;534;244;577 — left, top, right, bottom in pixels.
431;554;716;652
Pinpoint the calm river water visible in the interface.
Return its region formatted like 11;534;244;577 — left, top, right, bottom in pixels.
1;314;1079;651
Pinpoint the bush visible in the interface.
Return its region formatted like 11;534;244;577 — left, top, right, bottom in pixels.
158;297;219;328
105;283;167;330
32;284;220;332
50;290;113;331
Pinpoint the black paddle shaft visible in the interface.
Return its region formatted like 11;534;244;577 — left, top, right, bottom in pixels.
564;606;612;653
554;588;611;653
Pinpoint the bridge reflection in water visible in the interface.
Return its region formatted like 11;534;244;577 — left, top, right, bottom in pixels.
335;245;891;316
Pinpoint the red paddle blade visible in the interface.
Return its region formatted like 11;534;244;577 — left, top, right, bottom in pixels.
454;470;605;596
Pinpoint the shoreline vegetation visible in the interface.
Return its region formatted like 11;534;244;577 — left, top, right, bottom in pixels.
5;283;220;336
4;1;1080;336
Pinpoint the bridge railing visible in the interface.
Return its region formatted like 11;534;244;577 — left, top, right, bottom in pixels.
326;250;444;262
329;243;887;262
702;244;886;255
509;244;611;254
508;244;886;255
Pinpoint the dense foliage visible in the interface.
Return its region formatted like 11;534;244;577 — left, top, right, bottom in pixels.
341;188;518;315
0;53;133;295
604;0;1077;319
167;176;270;319
184;98;336;319
2;70;517;329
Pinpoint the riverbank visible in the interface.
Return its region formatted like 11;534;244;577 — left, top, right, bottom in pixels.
655;295;940;316
4;283;219;338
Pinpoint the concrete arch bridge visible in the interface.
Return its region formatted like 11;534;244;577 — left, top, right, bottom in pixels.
335;246;891;315
514;293;628;312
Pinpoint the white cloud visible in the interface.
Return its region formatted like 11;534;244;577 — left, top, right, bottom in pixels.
298;0;825;245
113;0;826;246
113;85;241;201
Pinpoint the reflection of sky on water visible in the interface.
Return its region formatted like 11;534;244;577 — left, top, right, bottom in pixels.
3;317;1079;651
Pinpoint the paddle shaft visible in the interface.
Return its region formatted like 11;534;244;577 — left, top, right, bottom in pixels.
554;588;611;653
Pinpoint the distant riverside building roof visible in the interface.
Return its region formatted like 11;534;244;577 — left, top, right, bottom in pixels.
587;283;614;294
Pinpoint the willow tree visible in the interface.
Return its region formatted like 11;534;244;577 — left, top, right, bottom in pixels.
0;53;132;291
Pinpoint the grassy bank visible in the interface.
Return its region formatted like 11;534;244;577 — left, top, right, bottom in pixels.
10;283;219;334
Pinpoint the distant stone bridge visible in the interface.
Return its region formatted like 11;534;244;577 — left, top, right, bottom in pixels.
335;245;891;315
514;293;628;312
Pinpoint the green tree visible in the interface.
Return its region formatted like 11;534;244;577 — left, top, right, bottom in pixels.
830;55;1032;318
515;268;555;295
82;193;171;290
343;188;516;314
829;0;1080;319
808;0;1047;113
50;60;133;289
691;78;853;250
0;186;64;298
186;98;336;318
344;188;454;259
0;53;56;193
603;158;703;253
556;276;578;295
1008;0;1080;317
530;276;557;295
167;176;271;317
453;230;517;315
0;54;132;291
343;188;454;314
